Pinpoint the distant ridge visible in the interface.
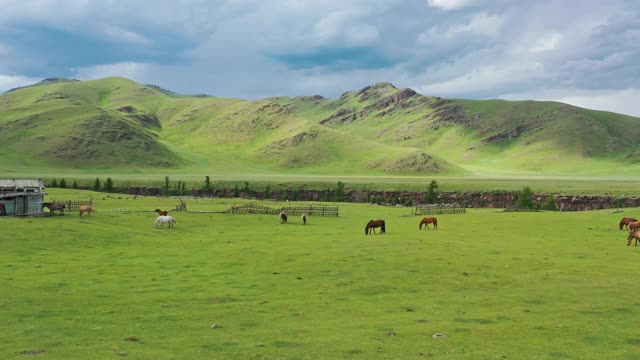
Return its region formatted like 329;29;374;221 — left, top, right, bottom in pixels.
0;76;639;176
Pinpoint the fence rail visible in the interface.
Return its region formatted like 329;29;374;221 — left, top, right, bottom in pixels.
414;203;465;215
48;199;93;211
222;203;339;217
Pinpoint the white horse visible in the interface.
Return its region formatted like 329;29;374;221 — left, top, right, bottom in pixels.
154;215;176;228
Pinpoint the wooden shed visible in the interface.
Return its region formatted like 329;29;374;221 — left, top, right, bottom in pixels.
0;179;47;216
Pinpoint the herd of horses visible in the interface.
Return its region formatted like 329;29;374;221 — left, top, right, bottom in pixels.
364;217;438;235
620;217;640;246
42;202;93;216
278;211;307;225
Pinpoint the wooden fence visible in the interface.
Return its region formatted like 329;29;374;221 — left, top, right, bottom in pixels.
221;203;339;217
414;203;465;215
48;199;93;211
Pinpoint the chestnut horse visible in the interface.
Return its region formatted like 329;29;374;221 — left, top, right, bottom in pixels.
43;202;65;216
155;209;169;216
628;231;640;246
419;217;438;230
628;221;640;233
365;219;386;235
79;205;93;216
619;217;638;230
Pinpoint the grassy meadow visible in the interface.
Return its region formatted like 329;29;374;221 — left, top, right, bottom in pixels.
2;189;640;359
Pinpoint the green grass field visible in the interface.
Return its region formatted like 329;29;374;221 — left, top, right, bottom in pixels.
2;189;640;359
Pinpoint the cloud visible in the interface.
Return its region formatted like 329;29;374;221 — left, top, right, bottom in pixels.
0;1;638;117
71;62;150;82
101;26;152;46
0;74;43;93
427;0;479;11
499;88;640;117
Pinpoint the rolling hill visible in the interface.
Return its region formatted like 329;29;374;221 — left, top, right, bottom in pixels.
0;77;638;176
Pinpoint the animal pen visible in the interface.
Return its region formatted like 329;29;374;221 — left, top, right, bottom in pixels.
0;179;47;216
223;203;339;217
413;203;465;215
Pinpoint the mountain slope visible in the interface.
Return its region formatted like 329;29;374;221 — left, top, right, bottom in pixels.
1;77;639;176
0;77;466;175
271;83;640;175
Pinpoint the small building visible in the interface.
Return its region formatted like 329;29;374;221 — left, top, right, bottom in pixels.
0;179;47;216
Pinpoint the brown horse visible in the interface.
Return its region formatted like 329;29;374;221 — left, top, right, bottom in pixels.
230;205;239;213
280;211;288;224
628;231;640;246
419;217;438;230
628;221;640;233
365;219;386;235
79;205;93;216
0;203;5;216
43;202;65;216
620;217;638;230
155;209;169;216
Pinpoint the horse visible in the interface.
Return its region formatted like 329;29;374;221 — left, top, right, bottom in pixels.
280;211;288;224
79;205;93;216
155;215;176;228
0;203;5;216
154;209;169;216
628;221;640;233
302;213;307;225
628;231;640;246
365;219;385;235
619;217;638;230
230;205;239;213
43;202;65;216
419;217;438;230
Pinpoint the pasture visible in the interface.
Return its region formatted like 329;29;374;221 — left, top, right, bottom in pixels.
2;191;640;359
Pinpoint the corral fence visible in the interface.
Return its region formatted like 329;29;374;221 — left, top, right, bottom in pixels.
220;203;339;217
414;203;465;215
48;199;93;211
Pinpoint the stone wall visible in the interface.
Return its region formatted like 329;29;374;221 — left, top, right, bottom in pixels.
104;186;640;211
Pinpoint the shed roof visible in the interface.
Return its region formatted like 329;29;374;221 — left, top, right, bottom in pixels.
0;192;47;199
0;179;45;189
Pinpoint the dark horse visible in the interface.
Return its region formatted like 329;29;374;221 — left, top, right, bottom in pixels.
155;209;169;216
302;213;307;225
419;217;438;230
619;217;638;230
280;211;288;224
365;219;386;235
0;203;5;216
43;202;65;216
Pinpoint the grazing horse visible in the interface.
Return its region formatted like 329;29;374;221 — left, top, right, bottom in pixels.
628;231;640;246
43;202;65;216
628;221;640;233
619;217;638;230
154;208;169;216
365;219;386;235
79;205;93;216
280;211;288;224
419;217;438;230
0;203;5;216
155;215;176;228
302;213;307;225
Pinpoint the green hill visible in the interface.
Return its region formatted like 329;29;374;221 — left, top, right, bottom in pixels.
0;77;638;176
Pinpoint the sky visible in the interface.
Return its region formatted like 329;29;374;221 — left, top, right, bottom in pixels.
0;0;639;116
